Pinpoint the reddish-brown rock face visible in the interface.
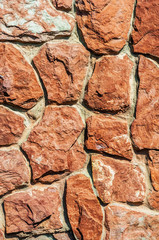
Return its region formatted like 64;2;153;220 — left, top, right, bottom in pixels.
33;42;89;104
132;0;159;58
92;155;146;203
86;115;133;160
66;174;103;240
54;232;75;240
4;186;63;234
84;55;133;112
52;0;72;10
22;106;86;183
105;204;159;240
148;150;159;191
0;0;74;42
131;56;159;150
0;43;43;109
0;107;25;146
149;190;159;210
76;0;134;54
0;150;30;196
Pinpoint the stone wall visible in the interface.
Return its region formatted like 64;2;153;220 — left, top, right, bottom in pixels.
0;0;159;239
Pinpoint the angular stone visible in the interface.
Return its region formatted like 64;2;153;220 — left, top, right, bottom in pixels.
132;0;159;58
86;115;133;160
4;185;63;234
22;106;85;183
0;149;30;196
54;232;75;240
84;55;133;112
0;107;25;146
33;42;89;104
0;0;74;42
131;56;159;150
52;0;72;10
0;43;43;109
105;203;159;240
76;0;134;54
92;155;146;203
66;174;103;240
149;190;159;210
148;150;159;191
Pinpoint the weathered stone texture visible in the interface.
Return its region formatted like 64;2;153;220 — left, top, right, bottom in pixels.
92;155;146;203
105;204;159;240
86;115;133;160
131;56;159;150
76;0;134;54
54;232;75;240
149;191;159;211
0;43;43;109
84;55;133;112
66;174;103;240
132;0;159;58
148;150;159;191
0;0;74;42
0;107;25;146
33;42;89;104
52;0;72;10
22;106;86;183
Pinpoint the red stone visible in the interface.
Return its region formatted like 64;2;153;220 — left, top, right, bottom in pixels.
66;174;103;240
92;155;146;203
148;150;159;191
0;0;74;42
0;43;43;109
52;0;72;10
76;0;134;54
0;107;25;146
149;190;159;210
84;55;133;112
86;115;133;160
132;0;159;58
54;232;75;240
131;56;159;150
33;42;89;104
22;106;86;183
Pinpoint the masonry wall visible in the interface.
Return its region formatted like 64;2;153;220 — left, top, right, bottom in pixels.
0;0;159;239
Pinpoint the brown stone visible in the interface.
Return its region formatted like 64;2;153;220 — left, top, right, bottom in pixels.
105;203;159;240
76;0;134;54
92;155;146;204
148;150;159;191
84;55;133;112
66;174;103;240
149;190;159;210
131;56;159;150
33;42;89;104
86;115;133;160
52;0;72;10
132;0;159;58
0;107;25;146
0;43;43;109
0;149;30;196
22;106;86;183
0;0;74;42
54;232;75;240
4;185;63;234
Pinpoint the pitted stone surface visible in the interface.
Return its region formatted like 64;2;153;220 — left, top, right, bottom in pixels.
84;55;133;112
22;106;86;183
0;43;43;109
33;42;89;104
148;150;159;191
52;0;72;10
76;0;134;54
86;115;133;160
0;0;74;42
131;56;159;150
54;232;75;240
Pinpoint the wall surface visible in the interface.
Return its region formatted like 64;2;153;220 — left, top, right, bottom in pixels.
0;0;159;239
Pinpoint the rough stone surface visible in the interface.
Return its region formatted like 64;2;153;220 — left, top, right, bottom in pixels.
76;0;134;54
132;0;159;58
0;107;25;146
54;232;75;240
149;191;159;210
52;0;72;10
33;42;89;104
148;150;159;191
66;174;103;240
22;106;85;183
131;56;159;150
0;0;74;42
84;55;133;112
0;230;4;240
92;155;146;203
105;204;159;240
86;115;133;160
0;43;43;109
0;150;30;196
4;186;63;234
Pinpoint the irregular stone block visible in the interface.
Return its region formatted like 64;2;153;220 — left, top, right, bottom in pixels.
52;0;72;10
149;190;159;211
148;150;159;191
